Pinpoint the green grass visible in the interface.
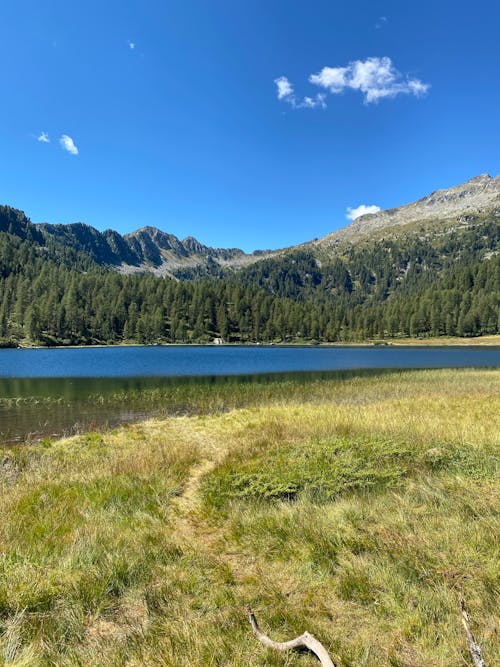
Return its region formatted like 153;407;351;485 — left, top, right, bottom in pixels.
0;369;499;665
202;433;496;507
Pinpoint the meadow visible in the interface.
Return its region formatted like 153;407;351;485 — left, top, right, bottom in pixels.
0;368;498;666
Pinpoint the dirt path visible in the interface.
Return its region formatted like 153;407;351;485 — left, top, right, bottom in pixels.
175;457;217;515
170;439;261;585
170;438;227;548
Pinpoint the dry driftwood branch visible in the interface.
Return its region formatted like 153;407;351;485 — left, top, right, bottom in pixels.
246;606;336;667
460;600;486;667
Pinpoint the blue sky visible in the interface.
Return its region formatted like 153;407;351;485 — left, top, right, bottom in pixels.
1;0;499;251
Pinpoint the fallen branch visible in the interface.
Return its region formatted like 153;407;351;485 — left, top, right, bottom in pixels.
246;606;336;666
460;600;486;667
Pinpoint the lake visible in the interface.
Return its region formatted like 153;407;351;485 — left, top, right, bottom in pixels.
1;345;499;444
2;344;500;378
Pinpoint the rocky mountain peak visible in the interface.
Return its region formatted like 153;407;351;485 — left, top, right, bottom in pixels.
182;236;207;254
466;173;493;183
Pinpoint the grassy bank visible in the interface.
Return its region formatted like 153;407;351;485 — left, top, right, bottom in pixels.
381;334;500;346
1;369;499;666
11;333;500;348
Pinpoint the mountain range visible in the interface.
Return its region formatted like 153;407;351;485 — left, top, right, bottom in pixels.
1;172;500;277
0;173;499;345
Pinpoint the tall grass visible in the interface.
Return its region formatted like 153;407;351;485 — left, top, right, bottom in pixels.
0;369;498;665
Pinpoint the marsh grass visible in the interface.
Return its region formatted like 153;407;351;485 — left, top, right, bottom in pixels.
2;367;499;445
0;369;499;665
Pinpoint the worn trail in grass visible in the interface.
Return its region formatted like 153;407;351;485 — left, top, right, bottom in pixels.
0;368;499;666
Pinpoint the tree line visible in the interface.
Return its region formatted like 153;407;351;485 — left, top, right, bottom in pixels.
0;208;499;346
0;257;498;346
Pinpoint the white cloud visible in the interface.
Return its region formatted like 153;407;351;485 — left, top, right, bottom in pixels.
274;76;326;109
60;134;79;155
309;66;348;93
275;75;293;100
37;132;50;143
300;94;326;109
128;40;135;50
407;79;429;96
346;204;381;221
309;57;429;104
375;16;388;29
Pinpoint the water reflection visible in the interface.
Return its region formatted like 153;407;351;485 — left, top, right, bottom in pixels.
1;342;499;445
0;369;393;444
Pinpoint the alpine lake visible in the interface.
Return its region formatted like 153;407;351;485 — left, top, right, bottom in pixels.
1;344;499;444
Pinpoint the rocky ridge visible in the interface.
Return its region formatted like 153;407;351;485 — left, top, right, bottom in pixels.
28;220;274;278
314;173;500;248
2;173;499;277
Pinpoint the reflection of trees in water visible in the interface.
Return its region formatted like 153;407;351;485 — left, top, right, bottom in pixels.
0;368;394;444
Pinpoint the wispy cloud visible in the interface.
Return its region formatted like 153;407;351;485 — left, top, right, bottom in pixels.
274;76;326;109
128;40;135;50
375;16;388;29
60;134;79;155
300;95;326;109
37;132;50;143
310;57;429;104
346;204;381;221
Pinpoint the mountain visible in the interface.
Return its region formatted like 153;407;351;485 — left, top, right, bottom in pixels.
29;219;274;278
2;172;499;274
235;173;500;302
0;173;499;346
312;173;500;249
4;172;499;274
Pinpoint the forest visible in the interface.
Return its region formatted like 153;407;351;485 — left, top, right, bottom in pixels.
0;205;499;346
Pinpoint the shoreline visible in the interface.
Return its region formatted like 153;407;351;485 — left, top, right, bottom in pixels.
8;334;500;350
2;366;499;446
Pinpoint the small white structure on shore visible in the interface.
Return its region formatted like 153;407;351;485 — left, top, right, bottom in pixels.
213;337;225;345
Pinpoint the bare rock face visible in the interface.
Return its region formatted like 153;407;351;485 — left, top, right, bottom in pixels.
317;173;500;247
121;227;269;276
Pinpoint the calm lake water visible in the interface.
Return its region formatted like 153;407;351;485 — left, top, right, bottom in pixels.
1;344;500;378
0;345;499;444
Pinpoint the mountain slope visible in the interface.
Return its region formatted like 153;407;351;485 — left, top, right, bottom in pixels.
234;174;500;305
0;173;499;346
121;226;274;278
2;172;499;276
312;173;500;249
31;220;273;277
0;206;273;278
